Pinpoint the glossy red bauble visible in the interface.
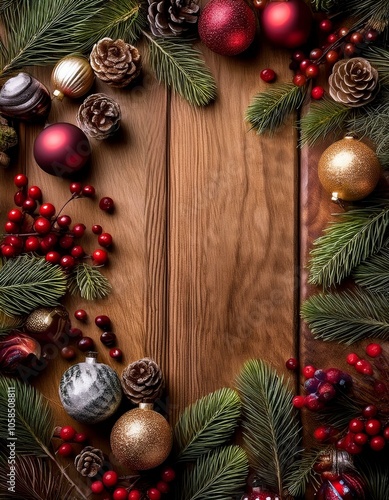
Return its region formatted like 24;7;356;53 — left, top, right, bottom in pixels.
33;122;91;177
198;0;256;56
261;0;312;49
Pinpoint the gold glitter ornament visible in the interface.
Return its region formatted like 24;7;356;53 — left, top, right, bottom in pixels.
51;55;94;100
110;403;173;470
318;136;382;202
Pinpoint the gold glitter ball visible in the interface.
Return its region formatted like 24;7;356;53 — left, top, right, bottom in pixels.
110;404;173;470
318;136;382;201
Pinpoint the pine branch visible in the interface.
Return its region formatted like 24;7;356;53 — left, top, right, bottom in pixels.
308;204;389;288
310;0;338;11
340;0;389;31
299;97;352;147
235;359;301;495
143;32;216;107
0;0;104;78
174;388;241;462
353;246;389;292
0;256;67;316
361;46;389;86
0;310;23;337
75;0;147;51
356;453;389;500
179;445;248;500
245;83;307;135
0;0;20;14
68;262;112;300
301;288;389;344
286;449;322;497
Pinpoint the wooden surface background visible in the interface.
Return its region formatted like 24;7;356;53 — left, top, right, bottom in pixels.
0;17;348;498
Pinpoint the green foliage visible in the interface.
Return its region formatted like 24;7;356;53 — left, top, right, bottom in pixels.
235;359;301;496
0;0;104;79
299;97;352;147
144;33;217;107
246;83;307;135
310;0;338;11
0;256;67;316
286;450;322;497
0;313;23;337
301;288;389;344
353;246;389;292
174;388;241;462
362;47;389;86
340;0;389;30
308;204;389;288
356;453;389;500
68;262;112;300
178;445;248;500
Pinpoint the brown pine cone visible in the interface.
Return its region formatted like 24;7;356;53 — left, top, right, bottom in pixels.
121;358;164;404
76;93;121;140
147;0;200;37
328;57;379;107
74;446;104;477
90;38;141;88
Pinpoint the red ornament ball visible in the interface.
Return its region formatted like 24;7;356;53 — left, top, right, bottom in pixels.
261;0;312;48
198;0;256;56
33;123;91;177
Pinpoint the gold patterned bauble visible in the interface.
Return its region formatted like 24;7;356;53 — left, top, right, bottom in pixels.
51;55;94;100
24;305;70;343
317;136;382;201
110;403;173;470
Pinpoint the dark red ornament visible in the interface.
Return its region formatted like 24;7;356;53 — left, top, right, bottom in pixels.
33;122;91;177
198;0;257;56
261;0;312;49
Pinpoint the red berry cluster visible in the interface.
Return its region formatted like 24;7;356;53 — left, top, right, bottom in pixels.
94;313;122;360
55;425;88;457
292;365;352;412
1;174;114;268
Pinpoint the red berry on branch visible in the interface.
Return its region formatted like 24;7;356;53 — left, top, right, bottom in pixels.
302;365;316;379
71;245;85;259
7;208;23;223
60;255;76;269
365;29;378;42
346;353;359;365
309;48;323;60
22;198;37;213
98;233;113;248
292;74;307;87
78;337;95;351
4;221;18;233
365;419;381;436
326;33;338;44
156;481;170;493
369;435;386;451
365;343;382;358
128;490;142;500
354;432;368;445
57;443;73;457
14;173;28;188
362;404;378;418
92;248;108;265
299;59;310;73
319;19;332;32
57;215;72;228
260;68;276;83
59;235;74;249
91;481;105;494
34;217;52;234
343;43;356;57
1;245;16;257
99;196;115;212
25;236;40;252
72;223;86;238
102;470;118;488
59;425;77;441
355;359;373;376
28;186;42;200
69;182;83;195
292;395;305;408
383;426;389;440
39;203;56;218
345;441;363;455
45;251;61;264
74;309;88;322
338;26;349;37
350;32;364;45
147;488;161;500
82;185;96;197
113;488;128;500
349;418;364;433
292;50;306;62
326;50;339;64
92;224;103;235
14;190;26;207
74;432;88;443
313;426;330;442
305;64;319;79
311;86;325;100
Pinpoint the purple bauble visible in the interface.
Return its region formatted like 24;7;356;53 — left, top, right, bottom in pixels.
33;122;91;177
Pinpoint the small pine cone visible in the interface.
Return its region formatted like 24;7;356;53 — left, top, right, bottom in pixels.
0;151;10;168
90;38;141;88
147;0;200;37
74;446;104;477
0;123;18;151
76;93;121;140
328;57;379;107
121;358;164;404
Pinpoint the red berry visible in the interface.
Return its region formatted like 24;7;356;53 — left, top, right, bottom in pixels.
92;224;103;235
128;491;142;500
292;50;306;62
69;327;83;339
69;182;83;195
61;346;76;360
72;223;86;237
354;432;368;445
349;418;364;433
91;481;105;494
317;382;336;402
365;29;378;42
4;235;23;250
109;348;122;360
327;33;338;44
313;426;330;442
383;426;389;440
345;441;363;455
45;251;61;264
374;381;387;395
59;425;77;441
39;202;56;218
285;357;298;371
299;59;310;73
74;432;88;443
147;488;161;500
343;43;356;57
60;255;76;269
161;466;176;483
292;74;307;87
14;190;26;207
355;359;373;376
346;353;359;365
363;404;378;418
370;435;386;451
28;186;42;200
292;395;305;408
365;343;382;358
82;185;95;197
156;481;170;494
305;64;319;79
14;173;28;188
78;337;94;351
99;196;115;212
325;368;342;384
350;32;364;45
57;215;72;228
40;233;58;252
326;50;339;64
4;221;18;233
304;393;325;412
74;309;87;322
98;232;113;248
319;19;332;32
22;198;37;213
1;245;16;257
25;236;40;252
302;365;316;379
59;235;74;249
311;86;325;100
95;315;111;330
365;419;381;436
71;245;85;258
92;248;108;265
309;48;323;60
113;488;128;500
34;217;52;234
7;208;24;223
100;331;117;347
102;471;118;488
260;68;276;83
57;443;73;457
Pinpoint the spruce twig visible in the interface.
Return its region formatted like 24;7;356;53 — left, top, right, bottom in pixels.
174;388;241;462
245;83;307;135
235;359;301;496
286;449;322;497
308;203;389;288
310;0;338;11
143;32;217;107
356;453;389;500
301;288;389;344
353;246;389;292
341;0;389;31
68;262;112;300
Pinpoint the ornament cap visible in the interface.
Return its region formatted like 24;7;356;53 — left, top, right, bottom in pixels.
53;89;64;101
85;351;98;363
139;402;154;410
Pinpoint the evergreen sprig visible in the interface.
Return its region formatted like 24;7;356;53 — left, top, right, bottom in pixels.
0;312;23;336
174;388;241;462
356;453;389;500
0;255;67;316
301;288;389;344
143;33;217;107
341;0;389;31
0;0;104;79
362;46;389;86
308;203;389;288
353;246;389;292
310;0;338;11
286;449;322;497
235;359;301;496
245;83;307;135
178;445;248;500
68;262;112;300
299;97;352;147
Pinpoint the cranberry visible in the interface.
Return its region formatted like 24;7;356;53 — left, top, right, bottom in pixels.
304;393;325;412
355;359;373;375
113;488;128;500
309;48;323;60
147;488;161;500
324;368;342;384
304;377;320;394
369;435;386;451
57;215;72;228
299;59;310;72
260;68;276;83
82;185;95;197
28;186;42;200
40;233;58;252
102;471;118;488
90;481;105;494
92;224;103;234
60;346;76;360
128;491;142;500
45;251;61;264
39;202;56;218
156;481;170;493
311;86;325;100
326;50;339;64
365;343;382;358
343;43;356;57
345;441;363;455
109;348;122;360
354;432;368;445
14;173;28;188
14;190;26;206
362;405;378;418
350;32;364;45
338;26;349;37
302;365;316;379
317;382;336;402
292;395;305;408
74;432;88;443
34;217;52;234
319;19;332;32
292;50;306;62
346;353;359;365
95;315;111;330
72;223;86;237
349;418;364;433
7;208;23;223
365;419;381;436
285;357;298;371
69;327;83;339
1;245;16;257
98;232;113;247
4;221;18;233
383;426;389;440
78;337;94;351
71;245;85;258
74;309;88;322
365;29;378;42
292;74;307;87
22;198;37;213
327;33;338;44
99;196;115;212
59;425;77;441
57;443;73;457
59;235;74;249
313;426;330;442
100;331;117;346
60;255;76;269
25;236;40;252
5;236;23;250
92;248;108;265
69;182;83;195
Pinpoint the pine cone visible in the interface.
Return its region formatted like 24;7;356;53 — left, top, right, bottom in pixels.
90;38;142;88
74;446;104;477
328;57;379;107
147;0;200;37
121;358;164;404
76;93;121;140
